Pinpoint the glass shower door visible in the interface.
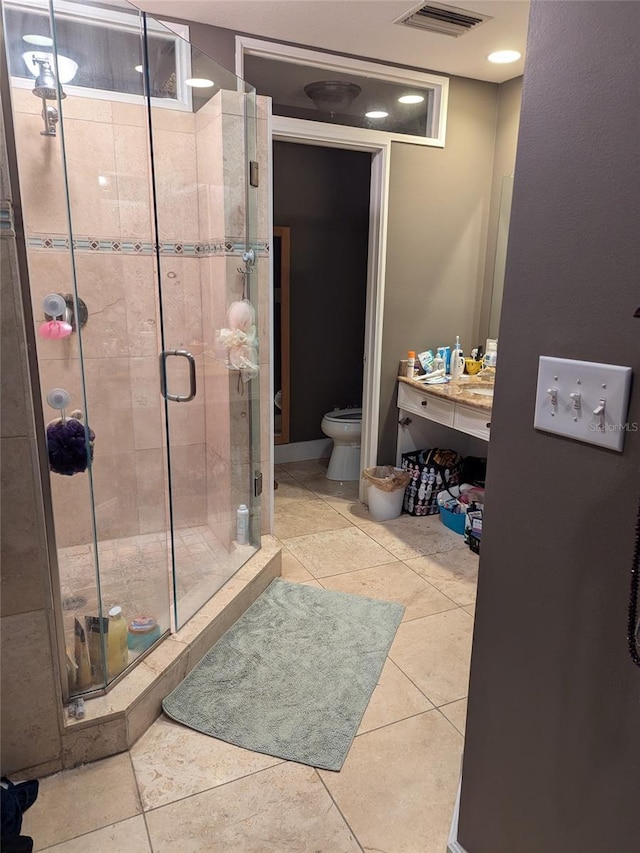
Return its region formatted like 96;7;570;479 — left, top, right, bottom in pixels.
146;22;261;628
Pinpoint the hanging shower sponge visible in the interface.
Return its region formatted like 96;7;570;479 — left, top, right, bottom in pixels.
46;418;95;476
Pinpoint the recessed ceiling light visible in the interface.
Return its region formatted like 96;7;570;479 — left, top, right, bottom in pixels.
365;110;388;119
23;34;53;47
185;77;214;88
134;65;143;73
487;50;521;64
398;94;424;105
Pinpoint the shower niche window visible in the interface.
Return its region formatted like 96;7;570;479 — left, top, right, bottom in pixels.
5;0;193;108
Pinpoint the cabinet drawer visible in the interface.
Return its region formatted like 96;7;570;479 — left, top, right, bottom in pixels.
397;383;454;427
453;404;491;441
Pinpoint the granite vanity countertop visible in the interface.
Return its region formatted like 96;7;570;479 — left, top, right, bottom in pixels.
398;374;493;413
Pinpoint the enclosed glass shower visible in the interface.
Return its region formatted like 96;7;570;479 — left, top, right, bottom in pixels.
2;0;261;699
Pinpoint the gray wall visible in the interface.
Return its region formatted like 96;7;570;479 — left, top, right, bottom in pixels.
458;2;640;851
273;142;370;442
477;75;522;342
377;76;498;463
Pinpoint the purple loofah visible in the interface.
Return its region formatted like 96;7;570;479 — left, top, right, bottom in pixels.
47;418;95;476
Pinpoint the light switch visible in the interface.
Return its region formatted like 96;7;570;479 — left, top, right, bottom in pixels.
534;357;633;452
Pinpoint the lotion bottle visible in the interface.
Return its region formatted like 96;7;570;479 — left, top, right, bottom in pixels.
406;351;416;378
451;336;464;379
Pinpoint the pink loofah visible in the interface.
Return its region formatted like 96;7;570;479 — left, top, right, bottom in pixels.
226;300;255;332
218;300;259;382
39;320;73;339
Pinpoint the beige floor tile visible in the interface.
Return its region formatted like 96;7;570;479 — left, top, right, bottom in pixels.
302;475;360;500
280;546;315;583
280;458;330;480
360;514;462;560
357;658;433;735
145;762;361;852
274;499;352;539
463;603;475;616
23;753;141;851
320;561;457;621
38;815;150;852
319;711;463;853
131;715;283;810
389;609;474;707
439;698;468;735
301;579;324;588
283;527;396;578
273;472;317;503
326;497;377;527
405;546;479;606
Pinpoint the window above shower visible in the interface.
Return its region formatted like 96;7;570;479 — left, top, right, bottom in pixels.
4;0;197;111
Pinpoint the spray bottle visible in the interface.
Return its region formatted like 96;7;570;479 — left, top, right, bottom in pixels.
237;504;249;544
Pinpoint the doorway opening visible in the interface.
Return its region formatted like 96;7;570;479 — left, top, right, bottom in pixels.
272;141;372;476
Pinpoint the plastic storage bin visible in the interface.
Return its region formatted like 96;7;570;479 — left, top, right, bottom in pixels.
438;504;466;535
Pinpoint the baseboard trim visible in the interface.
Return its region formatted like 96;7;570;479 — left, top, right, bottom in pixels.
274;438;332;464
447;778;470;853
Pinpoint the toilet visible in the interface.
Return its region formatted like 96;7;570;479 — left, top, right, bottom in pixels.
321;408;362;481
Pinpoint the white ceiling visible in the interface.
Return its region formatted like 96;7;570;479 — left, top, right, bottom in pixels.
136;1;530;84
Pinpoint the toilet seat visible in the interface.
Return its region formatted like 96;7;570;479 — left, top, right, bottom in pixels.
322;408;362;425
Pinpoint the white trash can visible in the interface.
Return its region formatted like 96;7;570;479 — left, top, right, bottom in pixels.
363;466;410;522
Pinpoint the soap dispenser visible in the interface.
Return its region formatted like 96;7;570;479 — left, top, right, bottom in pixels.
451;336;464;379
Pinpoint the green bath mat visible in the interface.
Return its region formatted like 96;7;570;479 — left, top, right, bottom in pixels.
162;577;404;771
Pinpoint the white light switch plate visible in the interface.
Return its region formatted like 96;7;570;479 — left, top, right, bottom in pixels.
534;357;632;452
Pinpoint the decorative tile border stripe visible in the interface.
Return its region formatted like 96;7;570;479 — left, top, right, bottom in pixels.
0;200;15;237
26;234;269;257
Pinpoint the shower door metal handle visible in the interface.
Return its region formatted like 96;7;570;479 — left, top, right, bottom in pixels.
159;350;197;402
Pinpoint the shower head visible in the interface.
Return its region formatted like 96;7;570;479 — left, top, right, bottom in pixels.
32;57;66;100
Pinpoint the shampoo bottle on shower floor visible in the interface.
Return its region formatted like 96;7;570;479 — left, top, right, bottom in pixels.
237;504;249;545
107;606;128;679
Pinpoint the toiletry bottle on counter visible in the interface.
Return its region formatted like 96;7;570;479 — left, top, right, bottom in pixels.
237;504;249;544
451;336;464;379
406;351;416;378
107;606;129;679
483;338;498;368
437;346;451;374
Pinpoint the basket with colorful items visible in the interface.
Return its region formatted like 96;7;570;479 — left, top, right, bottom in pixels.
436;483;484;552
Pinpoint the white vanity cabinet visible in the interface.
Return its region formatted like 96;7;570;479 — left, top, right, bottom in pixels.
395;379;491;464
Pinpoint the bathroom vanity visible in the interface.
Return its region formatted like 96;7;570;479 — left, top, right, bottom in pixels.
395;375;493;464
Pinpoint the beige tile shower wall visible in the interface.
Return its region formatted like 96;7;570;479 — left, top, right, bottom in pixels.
1;106;63;777
11;87;207;545
196;92;271;537
200;256;232;545
11;85;270;549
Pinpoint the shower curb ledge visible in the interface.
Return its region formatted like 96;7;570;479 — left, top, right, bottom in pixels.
58;536;282;771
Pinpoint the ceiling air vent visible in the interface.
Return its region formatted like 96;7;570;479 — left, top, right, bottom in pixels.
396;2;492;37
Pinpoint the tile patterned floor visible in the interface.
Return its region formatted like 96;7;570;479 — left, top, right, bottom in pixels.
22;458;478;852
